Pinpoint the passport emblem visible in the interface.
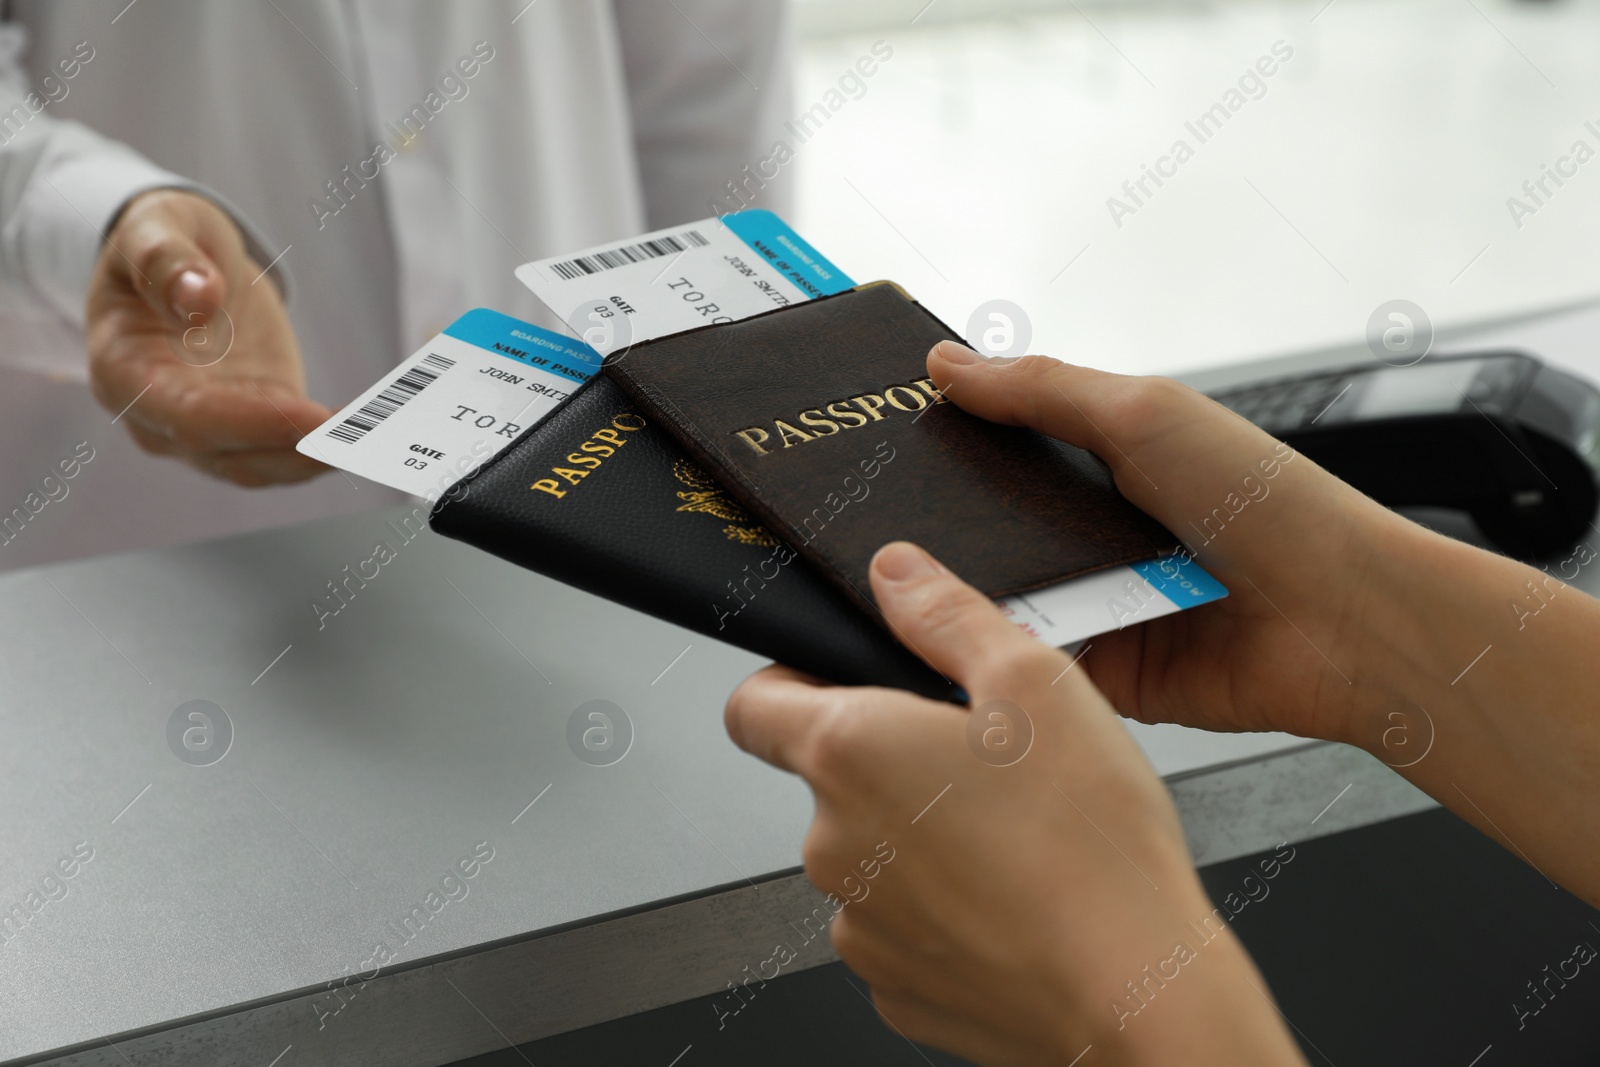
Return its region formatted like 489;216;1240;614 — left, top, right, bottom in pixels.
673;461;776;546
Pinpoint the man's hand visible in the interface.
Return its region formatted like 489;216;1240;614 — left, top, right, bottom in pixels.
86;189;332;486
727;543;1306;1067
927;341;1424;748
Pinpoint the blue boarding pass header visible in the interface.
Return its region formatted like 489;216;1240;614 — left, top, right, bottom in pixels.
1131;553;1230;608
443;308;603;385
721;209;855;299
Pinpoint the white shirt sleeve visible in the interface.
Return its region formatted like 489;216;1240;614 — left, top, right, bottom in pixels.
611;0;795;229
0;23;287;349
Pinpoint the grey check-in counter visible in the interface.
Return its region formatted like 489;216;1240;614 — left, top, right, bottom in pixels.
9;300;1598;1067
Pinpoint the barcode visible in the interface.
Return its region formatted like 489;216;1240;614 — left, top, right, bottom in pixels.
547;229;710;281
327;353;455;444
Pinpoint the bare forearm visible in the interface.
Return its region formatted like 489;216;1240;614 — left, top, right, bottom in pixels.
1348;521;1600;903
1084;925;1310;1067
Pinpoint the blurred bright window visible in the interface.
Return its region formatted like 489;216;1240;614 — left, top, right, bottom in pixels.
788;0;1600;375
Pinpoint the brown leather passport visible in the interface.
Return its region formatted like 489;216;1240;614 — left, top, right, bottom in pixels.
603;283;1178;614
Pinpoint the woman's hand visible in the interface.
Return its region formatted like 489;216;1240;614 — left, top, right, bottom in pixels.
929;341;1600;906
727;542;1306;1066
928;341;1428;749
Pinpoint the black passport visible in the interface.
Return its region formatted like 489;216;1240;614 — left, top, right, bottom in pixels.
428;376;953;699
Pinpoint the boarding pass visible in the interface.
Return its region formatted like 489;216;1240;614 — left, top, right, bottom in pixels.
296;308;602;500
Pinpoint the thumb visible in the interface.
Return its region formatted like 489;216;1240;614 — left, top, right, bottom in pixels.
926;340;1268;521
164;260;226;322
115;194;235;329
141;244;228;332
870;541;1060;694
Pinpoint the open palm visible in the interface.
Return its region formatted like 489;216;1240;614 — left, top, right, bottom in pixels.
86;189;332;486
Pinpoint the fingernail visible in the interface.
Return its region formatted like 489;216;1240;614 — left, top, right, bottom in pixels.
874;541;942;583
932;340;982;366
169;269;208;316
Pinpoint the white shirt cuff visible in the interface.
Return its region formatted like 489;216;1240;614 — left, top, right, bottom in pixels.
19;152;289;328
